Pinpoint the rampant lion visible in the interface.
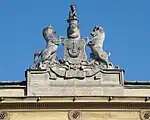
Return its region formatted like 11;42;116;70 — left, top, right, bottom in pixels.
88;25;111;68
34;25;60;69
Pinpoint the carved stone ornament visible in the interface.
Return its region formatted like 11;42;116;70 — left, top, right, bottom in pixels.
140;110;150;120
0;111;9;120
30;4;120;79
63;38;87;64
68;110;81;120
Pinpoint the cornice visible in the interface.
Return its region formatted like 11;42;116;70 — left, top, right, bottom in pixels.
0;102;150;110
0;96;149;110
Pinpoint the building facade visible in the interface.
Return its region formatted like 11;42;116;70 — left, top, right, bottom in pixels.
0;5;150;120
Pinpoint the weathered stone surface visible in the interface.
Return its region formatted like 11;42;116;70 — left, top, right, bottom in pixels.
65;69;85;78
63;39;87;64
0;88;24;96
27;69;124;96
124;88;150;96
51;66;66;77
6;110;140;120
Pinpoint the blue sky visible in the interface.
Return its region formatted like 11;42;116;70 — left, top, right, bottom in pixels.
0;0;150;81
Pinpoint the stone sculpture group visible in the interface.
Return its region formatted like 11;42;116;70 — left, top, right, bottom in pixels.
31;5;119;79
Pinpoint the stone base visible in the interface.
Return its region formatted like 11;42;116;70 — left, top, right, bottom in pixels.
26;69;124;96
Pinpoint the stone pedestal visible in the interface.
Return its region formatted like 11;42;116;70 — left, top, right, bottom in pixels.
26;69;124;96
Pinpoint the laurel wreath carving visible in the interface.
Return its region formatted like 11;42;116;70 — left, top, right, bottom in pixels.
68;110;81;120
0;111;9;120
140;110;150;120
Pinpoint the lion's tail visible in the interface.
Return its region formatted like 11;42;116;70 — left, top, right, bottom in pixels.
108;52;111;56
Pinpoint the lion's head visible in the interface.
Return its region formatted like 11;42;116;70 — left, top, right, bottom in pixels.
91;25;105;39
88;25;105;48
42;25;56;42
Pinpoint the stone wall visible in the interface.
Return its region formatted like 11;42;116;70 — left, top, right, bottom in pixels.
0;110;145;120
0;97;149;120
0;87;25;96
1;84;150;97
124;88;150;96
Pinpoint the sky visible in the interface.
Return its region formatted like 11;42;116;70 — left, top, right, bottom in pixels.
0;0;150;81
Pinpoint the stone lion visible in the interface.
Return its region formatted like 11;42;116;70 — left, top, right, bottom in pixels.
88;25;111;68
34;25;60;69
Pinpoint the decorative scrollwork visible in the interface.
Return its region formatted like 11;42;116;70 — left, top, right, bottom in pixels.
140;110;150;120
0;111;9;120
68;110;81;120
